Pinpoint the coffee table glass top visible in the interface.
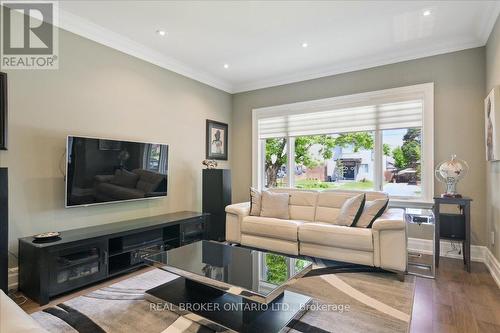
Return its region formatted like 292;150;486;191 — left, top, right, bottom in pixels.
145;241;312;303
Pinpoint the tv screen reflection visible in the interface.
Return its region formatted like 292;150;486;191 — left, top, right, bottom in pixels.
66;136;168;207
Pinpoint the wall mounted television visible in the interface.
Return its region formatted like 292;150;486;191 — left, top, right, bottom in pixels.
65;136;168;208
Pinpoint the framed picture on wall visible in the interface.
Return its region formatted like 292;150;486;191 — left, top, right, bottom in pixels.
485;87;500;161
206;120;228;160
0;72;7;150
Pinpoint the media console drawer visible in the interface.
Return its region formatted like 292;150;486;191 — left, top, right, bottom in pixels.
19;211;209;305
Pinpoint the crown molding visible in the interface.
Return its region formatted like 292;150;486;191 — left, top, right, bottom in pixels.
232;38;484;93
52;6;495;95
57;9;234;93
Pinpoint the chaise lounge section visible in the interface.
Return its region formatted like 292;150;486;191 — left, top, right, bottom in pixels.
225;188;407;275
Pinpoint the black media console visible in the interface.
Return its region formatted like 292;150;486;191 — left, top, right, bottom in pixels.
19;211;208;305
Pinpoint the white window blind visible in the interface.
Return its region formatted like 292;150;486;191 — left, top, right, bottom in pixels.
258;99;423;138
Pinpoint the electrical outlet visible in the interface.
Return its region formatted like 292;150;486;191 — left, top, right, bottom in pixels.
492;231;495;246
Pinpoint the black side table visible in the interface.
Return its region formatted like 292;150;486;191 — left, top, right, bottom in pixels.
433;196;472;272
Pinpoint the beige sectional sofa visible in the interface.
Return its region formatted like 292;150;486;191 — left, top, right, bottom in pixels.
225;188;407;275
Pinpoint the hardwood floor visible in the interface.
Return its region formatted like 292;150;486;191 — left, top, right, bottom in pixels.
410;257;500;333
13;257;500;333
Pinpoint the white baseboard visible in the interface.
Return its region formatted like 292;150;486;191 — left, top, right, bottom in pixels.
8;267;18;291
408;238;485;262
408;238;500;288
484;248;500;288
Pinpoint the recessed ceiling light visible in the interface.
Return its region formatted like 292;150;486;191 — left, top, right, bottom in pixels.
223;64;229;69
302;42;308;48
156;29;166;36
423;10;431;16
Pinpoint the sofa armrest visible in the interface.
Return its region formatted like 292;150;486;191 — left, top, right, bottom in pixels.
372;208;407;273
225;202;251;216
0;290;49;332
225;202;250;243
372;208;405;231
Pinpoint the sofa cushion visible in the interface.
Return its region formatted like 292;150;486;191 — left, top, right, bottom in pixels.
314;191;358;223
260;191;290;219
241;234;299;255
270;188;318;221
300;243;374;266
249;187;262;216
242;216;302;241
288;190;318;221
111;169;139;188
355;198;389;228
335;193;365;226
298;222;373;251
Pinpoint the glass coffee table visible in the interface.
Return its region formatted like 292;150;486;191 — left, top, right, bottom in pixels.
145;240;312;333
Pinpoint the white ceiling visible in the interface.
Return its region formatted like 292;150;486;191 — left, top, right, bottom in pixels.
57;1;500;93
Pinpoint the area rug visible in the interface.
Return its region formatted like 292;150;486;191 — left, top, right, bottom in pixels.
31;267;415;333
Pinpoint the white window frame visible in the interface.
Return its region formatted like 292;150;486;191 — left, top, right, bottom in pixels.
252;83;434;205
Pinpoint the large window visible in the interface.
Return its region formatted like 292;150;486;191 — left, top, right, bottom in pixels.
383;128;422;197
143;144;168;173
254;84;434;203
264;132;376;191
264;137;288;188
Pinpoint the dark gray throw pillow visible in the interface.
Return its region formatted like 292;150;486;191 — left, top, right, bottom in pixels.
355;198;389;228
111;169;139;189
334;194;366;226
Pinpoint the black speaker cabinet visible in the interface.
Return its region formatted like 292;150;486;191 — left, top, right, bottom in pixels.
202;169;231;241
0;168;8;293
439;213;465;240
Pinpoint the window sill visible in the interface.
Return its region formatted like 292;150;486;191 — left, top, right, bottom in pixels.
389;199;433;209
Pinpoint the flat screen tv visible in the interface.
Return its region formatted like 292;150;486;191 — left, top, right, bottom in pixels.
65;136;168;207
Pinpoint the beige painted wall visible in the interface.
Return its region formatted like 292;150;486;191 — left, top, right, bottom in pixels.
1;28;231;265
486;15;500;261
232;48;487;246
